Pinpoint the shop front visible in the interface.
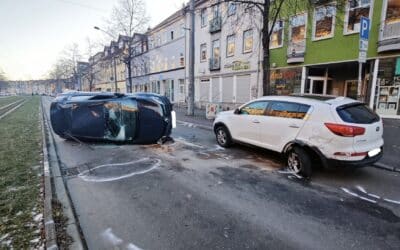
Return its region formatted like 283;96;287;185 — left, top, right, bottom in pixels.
270;67;302;95
373;57;400;117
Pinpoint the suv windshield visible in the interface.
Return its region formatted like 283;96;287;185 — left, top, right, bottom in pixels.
337;103;380;124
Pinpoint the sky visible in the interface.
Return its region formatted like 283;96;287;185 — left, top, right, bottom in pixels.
0;0;186;80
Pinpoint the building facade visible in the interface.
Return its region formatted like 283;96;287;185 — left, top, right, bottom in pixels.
268;0;400;118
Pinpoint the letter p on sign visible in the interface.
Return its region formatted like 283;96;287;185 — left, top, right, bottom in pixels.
360;17;370;40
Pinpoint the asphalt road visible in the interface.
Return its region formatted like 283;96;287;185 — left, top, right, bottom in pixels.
42;97;400;250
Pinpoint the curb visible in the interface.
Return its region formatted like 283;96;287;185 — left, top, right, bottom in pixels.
372;162;400;173
40;101;58;250
40;98;85;250
177;120;213;131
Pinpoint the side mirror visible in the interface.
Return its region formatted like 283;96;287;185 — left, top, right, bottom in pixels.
234;108;240;115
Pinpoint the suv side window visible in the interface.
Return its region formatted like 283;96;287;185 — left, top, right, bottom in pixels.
267;101;310;119
240;101;269;116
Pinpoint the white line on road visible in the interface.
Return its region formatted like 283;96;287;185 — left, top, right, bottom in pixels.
175;137;205;149
78;158;161;182
383;198;400;205
341;187;377;204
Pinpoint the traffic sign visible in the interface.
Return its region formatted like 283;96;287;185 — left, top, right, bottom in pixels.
360;17;370;40
359;51;367;63
360;40;368;51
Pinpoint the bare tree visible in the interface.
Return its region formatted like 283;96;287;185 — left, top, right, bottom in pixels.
105;0;149;93
83;38;102;91
0;67;6;81
219;0;346;96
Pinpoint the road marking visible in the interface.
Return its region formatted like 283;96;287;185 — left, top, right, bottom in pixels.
383;198;400;205
78;158;161;182
101;228;123;246
127;243;143;250
341;187;377;204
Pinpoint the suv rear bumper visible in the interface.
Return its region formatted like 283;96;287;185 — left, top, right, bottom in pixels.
324;149;383;168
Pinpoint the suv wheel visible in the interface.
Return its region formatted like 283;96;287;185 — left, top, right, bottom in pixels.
287;147;312;178
215;126;232;148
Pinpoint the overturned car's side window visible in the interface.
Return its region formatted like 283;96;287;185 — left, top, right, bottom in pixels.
104;99;138;141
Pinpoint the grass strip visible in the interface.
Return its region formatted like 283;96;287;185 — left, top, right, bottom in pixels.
0;96;22;107
0;96;43;248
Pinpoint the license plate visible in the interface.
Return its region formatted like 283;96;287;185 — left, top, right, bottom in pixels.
368;148;381;157
171;111;176;129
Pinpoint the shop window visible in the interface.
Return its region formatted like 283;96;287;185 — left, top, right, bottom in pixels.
270;20;284;48
200;43;207;62
243;29;253;53
344;0;371;34
201;8;207;27
313;4;336;40
226;34;235;57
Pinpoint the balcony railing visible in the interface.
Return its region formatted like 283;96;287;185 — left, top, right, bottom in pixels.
209;57;221;71
378;21;400;52
287;40;306;63
209;17;222;33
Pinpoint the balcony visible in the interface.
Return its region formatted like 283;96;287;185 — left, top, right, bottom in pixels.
209;57;221;71
378;21;400;53
287;40;306;64
209;17;222;33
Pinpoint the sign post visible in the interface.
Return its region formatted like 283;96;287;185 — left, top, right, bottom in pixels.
358;17;370;101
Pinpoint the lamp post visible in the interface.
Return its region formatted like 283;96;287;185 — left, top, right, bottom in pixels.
94;26;119;92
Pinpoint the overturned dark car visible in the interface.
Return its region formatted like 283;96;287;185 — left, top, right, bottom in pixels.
50;91;176;143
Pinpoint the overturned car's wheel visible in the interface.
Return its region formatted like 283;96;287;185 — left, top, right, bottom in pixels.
215;126;232;148
287;146;312;178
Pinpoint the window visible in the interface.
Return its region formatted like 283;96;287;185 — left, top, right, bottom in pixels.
337;103;379;124
240;101;269;116
289;14;307;53
270;20;284;48
385;0;400;24
228;2;236;16
213;4;220;18
201;8;207;27
200;43;207;62
267;102;310;119
211;39;220;59
170;31;174;40
313;4;336;40
345;0;372;34
243;29;253;53
226;35;235;57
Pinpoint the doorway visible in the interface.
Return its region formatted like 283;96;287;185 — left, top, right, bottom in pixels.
305;76;332;95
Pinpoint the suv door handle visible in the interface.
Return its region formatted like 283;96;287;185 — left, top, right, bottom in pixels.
289;124;300;128
252;119;260;124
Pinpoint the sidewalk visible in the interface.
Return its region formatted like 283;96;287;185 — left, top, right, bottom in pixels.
174;106;399;171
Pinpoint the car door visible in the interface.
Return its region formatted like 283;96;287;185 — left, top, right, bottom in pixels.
229;101;269;145
258;101;310;152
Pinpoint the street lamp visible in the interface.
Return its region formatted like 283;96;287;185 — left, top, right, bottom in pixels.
94;26;119;93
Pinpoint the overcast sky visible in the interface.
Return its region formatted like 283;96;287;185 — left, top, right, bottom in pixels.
0;0;186;80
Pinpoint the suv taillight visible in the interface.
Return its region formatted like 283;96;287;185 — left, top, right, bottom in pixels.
324;123;365;137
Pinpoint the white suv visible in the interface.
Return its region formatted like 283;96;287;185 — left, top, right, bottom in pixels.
213;95;383;177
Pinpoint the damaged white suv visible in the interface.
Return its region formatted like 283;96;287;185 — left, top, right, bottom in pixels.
213;95;383;177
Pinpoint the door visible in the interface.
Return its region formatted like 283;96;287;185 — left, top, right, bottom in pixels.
258;101;310;152
70;101;106;139
345;80;358;99
229;101;269;145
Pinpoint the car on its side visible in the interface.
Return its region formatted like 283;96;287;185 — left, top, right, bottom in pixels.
50;91;176;143
213;94;383;177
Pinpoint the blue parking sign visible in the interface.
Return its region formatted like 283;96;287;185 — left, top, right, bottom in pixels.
360;17;370;40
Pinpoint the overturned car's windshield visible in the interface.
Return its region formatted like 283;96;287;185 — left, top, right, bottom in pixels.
104;99;138;141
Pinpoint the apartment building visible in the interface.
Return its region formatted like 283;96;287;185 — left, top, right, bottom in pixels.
129;9;186;103
268;0;400;118
190;0;263;110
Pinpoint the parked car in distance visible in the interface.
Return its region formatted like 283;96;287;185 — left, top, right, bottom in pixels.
213;94;383;177
50;91;176;143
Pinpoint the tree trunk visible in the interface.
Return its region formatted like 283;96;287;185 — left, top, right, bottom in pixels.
127;60;133;93
261;0;271;96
